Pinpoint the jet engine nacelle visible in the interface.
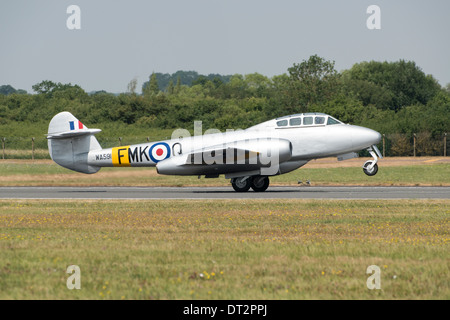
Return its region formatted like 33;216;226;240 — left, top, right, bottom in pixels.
156;138;292;176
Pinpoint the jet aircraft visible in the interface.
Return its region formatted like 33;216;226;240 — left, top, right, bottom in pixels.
47;112;382;192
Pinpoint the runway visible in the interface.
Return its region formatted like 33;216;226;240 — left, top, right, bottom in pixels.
0;186;449;200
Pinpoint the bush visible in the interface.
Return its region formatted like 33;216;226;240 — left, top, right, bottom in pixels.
389;133;412;156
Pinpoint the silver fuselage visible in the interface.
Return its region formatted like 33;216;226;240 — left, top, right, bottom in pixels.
87;116;381;177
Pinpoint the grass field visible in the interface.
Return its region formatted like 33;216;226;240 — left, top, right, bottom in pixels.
0;158;448;300
1;157;449;187
0;199;448;300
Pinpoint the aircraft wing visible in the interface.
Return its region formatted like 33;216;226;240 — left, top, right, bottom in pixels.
156;138;292;176
184;146;259;165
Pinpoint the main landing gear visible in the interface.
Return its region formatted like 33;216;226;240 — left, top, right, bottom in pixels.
231;176;270;192
363;145;383;176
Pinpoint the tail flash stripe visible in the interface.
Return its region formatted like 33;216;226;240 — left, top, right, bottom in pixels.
69;120;84;130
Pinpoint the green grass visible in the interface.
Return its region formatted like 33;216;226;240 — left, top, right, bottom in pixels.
0;199;448;299
0;160;448;186
272;164;450;186
0;120;181;150
0;149;51;160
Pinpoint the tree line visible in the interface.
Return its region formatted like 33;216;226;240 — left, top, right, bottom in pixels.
0;55;449;156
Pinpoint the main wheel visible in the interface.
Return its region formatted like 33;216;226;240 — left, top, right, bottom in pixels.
250;176;270;192
231;177;251;192
363;161;378;176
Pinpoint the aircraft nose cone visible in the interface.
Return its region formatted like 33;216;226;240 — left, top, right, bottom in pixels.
351;126;382;149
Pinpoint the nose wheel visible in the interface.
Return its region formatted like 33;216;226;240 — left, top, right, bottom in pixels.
363;161;378;176
363;145;382;176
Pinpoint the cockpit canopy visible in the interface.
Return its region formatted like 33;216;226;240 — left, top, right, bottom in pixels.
247;113;344;131
275;113;342;128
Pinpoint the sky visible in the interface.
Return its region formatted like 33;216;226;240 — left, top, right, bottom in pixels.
1;0;449;93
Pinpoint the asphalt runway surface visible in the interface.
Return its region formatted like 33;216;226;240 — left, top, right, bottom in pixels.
0;186;449;200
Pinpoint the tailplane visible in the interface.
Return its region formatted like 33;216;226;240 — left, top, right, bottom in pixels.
47;112;102;174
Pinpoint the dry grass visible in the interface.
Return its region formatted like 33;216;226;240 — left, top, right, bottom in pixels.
0;157;449;187
0;199;448;299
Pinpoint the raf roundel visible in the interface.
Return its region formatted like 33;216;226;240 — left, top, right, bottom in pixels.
149;142;171;163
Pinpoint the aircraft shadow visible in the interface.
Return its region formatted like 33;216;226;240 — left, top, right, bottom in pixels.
58;190;107;193
192;190;309;194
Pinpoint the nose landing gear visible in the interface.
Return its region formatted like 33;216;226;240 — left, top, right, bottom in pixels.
363;145;382;176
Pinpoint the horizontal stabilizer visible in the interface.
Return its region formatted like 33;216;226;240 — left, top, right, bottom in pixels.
47;128;101;139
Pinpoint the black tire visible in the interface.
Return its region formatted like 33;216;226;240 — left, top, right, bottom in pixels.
231;177;251;192
250;176;270;192
363;162;378;176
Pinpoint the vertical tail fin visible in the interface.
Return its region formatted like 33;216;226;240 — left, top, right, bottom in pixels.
47;112;102;174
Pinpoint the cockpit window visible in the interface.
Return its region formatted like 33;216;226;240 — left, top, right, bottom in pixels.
303;116;313;125
315;116;325;125
327;117;341;125
289;117;301;126
276;119;288;127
